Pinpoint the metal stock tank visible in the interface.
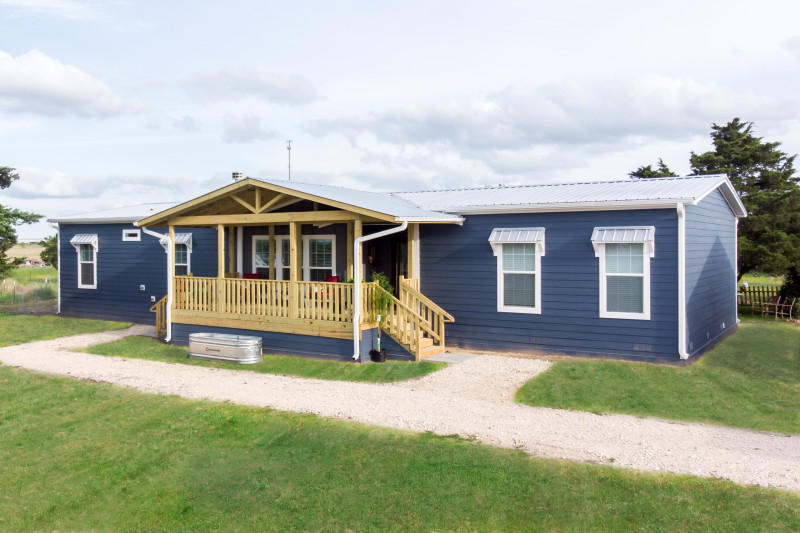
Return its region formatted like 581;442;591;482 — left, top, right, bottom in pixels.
188;333;262;364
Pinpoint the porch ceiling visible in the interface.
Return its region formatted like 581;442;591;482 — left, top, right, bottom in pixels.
135;178;396;227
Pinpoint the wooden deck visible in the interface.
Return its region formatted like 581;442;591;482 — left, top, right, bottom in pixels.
159;276;453;360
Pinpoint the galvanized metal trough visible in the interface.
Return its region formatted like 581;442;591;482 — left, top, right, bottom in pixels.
188;332;262;364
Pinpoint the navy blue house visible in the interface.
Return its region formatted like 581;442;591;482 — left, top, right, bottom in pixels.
50;174;745;364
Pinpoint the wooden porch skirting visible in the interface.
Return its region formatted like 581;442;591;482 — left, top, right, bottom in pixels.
171;309;375;340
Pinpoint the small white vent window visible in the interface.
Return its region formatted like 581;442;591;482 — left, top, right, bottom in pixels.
122;229;141;242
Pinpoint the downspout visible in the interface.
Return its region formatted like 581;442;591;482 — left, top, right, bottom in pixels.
140;226;173;342
677;203;688;359
47;222;60;315
352;220;408;361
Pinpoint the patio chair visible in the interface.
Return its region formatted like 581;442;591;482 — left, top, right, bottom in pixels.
761;296;782;318
776;297;797;320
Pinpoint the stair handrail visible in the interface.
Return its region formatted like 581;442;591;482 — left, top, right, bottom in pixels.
149;295;168;340
399;277;454;322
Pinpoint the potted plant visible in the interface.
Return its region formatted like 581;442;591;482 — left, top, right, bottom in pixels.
369;271;393;363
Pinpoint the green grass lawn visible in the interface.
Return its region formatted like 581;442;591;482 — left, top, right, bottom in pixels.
0;313;129;348
82;335;444;383
1;366;798;532
516;316;800;434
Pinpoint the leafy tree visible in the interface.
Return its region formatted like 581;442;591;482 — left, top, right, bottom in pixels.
0;167;42;278
40;235;58;268
629;158;676;178
690;118;800;279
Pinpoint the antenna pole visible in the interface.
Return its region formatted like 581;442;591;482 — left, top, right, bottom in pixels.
286;140;292;181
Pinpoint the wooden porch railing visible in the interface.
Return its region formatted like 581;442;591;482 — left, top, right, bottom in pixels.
399;276;454;352
149;295;168;339
173;276;360;323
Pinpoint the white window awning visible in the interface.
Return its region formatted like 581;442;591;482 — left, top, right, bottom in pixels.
159;233;192;252
489;227;545;256
591;226;655;257
70;234;98;252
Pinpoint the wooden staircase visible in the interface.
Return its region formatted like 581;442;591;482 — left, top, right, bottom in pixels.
149;295;168;340
369;277;454;361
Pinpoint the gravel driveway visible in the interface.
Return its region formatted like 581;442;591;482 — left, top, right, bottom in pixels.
1;325;799;492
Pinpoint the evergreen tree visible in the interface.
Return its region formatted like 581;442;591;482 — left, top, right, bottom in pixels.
0;167;42;278
629;158;676;178
690;118;800;278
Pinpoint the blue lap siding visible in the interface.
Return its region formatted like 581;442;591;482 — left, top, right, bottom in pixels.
58;224;218;324
419;208;681;362
685;188;739;357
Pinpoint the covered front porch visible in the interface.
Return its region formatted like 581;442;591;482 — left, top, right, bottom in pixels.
140;178;458;361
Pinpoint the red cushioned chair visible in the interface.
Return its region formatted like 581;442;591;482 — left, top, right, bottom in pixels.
243;273;262;280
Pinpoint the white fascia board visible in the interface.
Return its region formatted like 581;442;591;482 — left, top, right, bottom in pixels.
395;216;465;224
442;201;693;215
689;178;747;218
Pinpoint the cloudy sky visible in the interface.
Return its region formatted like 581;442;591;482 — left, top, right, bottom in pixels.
2;0;800;238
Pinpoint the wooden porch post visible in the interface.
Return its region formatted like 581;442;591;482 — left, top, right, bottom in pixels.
217;224;225;313
169;224;175;307
228;226;235;275
353;219;362;282
346;221;354;281
289;221;300;317
407;223;417;279
268;225;275;280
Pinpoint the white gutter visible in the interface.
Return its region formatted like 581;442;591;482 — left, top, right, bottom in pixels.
140;226;173;342
677;203;688;359
352;221;408;361
47;222;60;314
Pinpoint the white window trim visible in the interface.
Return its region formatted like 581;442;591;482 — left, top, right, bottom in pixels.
159;234;193;275
303;234;336;281
252;235;270;275
592;227;655;321
70;234;98;290
274;235;337;281
489;228;545;315
275;236;291;280
122;229;141;242
495;243;542;314
174;242;191;276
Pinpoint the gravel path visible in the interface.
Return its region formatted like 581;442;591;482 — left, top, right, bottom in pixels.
1;325;799;492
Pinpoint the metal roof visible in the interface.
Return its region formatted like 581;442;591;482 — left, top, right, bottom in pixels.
488;227;546;256
49;203;179;224
393;175;746;217
69;234;98;250
591;226;655;244
158;233;193;251
255;178;463;222
591;226;656;257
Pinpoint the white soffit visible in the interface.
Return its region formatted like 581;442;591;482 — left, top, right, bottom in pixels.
489;227;546;256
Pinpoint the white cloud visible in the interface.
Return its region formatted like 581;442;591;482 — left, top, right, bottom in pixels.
173;115;201;132
0;49;123;116
305;76;797;179
6;166;209;200
221;114;277;143
0;0;95;19
180;67;319;105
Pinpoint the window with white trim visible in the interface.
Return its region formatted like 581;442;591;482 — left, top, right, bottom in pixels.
158;233;193;276
175;243;190;275
122;229;141;241
305;235;335;281
275;235;337;281
70;234;98;289
592;226;654;320
489;228;544;314
252;236;270;278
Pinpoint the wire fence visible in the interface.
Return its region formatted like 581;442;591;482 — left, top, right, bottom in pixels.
0;277;58;314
